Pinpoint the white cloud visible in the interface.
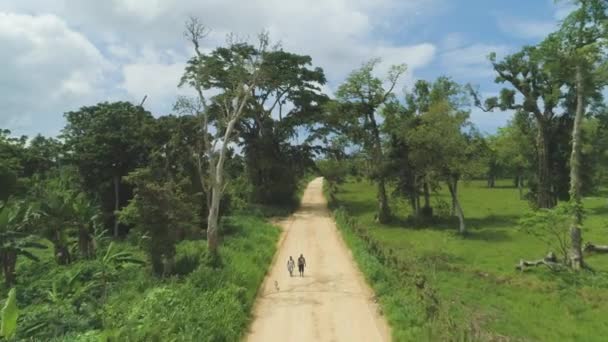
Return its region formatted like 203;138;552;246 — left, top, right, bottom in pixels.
497;16;556;40
440;44;511;80
440;32;467;50
0;12;110;136
121;62;192;112
0;0;441;136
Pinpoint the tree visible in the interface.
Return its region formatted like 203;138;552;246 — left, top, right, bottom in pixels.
179;18;268;255
119;167;199;275
0;201;47;287
492;120;533;199
0;130;26;202
330;59;407;223
471;40;571;208
21;135;63;178
62;102;154;237
554;0;608;270
240;49;328;205
406;99;477;233
29;173;101;264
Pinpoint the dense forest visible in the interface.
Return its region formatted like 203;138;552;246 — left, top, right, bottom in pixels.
0;0;607;341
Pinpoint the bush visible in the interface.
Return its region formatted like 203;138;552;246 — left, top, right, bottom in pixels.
172;240;206;276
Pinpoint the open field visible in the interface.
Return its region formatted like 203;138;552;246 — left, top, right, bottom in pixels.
332;178;608;341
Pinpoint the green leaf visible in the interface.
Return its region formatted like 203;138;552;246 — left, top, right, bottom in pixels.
1;288;18;339
18;250;40;262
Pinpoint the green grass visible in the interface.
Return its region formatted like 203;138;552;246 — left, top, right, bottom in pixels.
332;178;608;341
6;214;280;341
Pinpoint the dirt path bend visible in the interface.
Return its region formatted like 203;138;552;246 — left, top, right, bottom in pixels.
246;177;391;342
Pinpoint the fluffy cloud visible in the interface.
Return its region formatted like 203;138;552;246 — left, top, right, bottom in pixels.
121;62;192;113
0;0;441;136
497;17;556;40
440;44;511;79
0;12;110;136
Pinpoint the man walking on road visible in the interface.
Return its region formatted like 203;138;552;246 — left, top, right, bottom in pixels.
297;254;306;277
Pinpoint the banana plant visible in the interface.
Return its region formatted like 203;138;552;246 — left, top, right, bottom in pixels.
70;193;101;259
0;201;47;287
36;191;74;265
94;242;145;302
0;288;18;340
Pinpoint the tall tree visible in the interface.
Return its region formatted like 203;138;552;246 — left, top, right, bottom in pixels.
555;0;608;269
180;18;267;255
405;83;478;233
331;59;407;223
0;130;26;202
240;49;328;205
471;41;569;208
62;102;154;237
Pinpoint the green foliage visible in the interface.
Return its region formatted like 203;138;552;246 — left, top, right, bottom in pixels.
1;288;18;339
239;48;327;206
317;159;349;201
173;241;205;276
104;215;279;341
119;167;199;276
0;200;47;287
62;101;155;232
519;203;576;263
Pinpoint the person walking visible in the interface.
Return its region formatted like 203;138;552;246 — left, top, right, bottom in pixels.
297;254;306;277
287;256;295;277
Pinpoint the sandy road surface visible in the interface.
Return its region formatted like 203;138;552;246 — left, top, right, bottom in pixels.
246;177;391;342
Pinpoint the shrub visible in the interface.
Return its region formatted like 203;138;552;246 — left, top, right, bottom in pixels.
172;240;205;276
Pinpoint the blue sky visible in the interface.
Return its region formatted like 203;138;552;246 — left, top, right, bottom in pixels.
0;0;573;137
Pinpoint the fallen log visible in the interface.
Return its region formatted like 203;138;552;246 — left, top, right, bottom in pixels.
516;252;562;271
584;242;608;253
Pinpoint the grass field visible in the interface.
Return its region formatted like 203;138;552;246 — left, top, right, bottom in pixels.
333;178;608;341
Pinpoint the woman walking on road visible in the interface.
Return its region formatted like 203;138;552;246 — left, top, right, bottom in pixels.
287;256;295;277
297;254;306;277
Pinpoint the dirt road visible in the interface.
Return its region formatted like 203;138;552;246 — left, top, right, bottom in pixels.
246;177;391;342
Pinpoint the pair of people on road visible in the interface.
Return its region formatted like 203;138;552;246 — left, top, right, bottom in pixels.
287;254;306;277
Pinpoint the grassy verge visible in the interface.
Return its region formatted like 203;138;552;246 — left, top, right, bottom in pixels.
328;178;608;341
10;214;280;341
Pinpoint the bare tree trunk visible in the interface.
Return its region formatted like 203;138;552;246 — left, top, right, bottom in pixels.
487;175;495;188
422;180;432;217
207;118;238;255
518;174;524;200
207;184;221;254
409;194;417;216
413;175;420;216
569;65;585;271
536;123;555;209
377;177;390;223
423;181;431;209
447;177;465;234
113;174;120;238
79;227;94;259
451;180;458;217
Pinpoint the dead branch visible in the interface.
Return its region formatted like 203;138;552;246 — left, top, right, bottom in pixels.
584;242;608;253
516;252;563;271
